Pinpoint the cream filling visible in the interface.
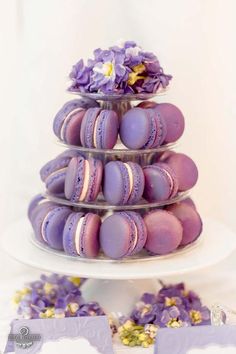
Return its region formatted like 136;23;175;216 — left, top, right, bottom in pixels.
162;167;174;196
130;221;138;253
60;108;84;140
75;216;85;255
124;163;134;199
93;117;99;148
79;160;90;201
41;210;53;242
45;167;67;184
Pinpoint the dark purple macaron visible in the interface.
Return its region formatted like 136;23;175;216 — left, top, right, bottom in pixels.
53;98;99;145
103;161;144;205
40;206;71;250
65;156;103;203
143;163;178;202
100;211;147;259
63;212;101;258
144;210;183;255
80;108;119;149
120;107;166;150
164;153;199;191
166;202;202;246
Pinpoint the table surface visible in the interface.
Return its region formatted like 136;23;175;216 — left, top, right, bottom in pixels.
1;247;236;353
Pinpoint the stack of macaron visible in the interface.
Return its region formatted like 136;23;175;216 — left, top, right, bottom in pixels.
53;99;185;150
28;195;202;260
40;150;198;205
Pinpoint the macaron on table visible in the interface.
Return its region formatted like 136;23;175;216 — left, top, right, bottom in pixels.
2;41;236;353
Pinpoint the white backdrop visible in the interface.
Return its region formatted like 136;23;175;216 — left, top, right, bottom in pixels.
0;0;236;350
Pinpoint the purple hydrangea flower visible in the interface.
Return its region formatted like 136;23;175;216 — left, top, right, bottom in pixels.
68;41;172;94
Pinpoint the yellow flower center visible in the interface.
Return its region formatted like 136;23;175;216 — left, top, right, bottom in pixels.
165;297;177;307
103;62;114;77
69;277;81;286
127;63;146;86
167;319;183;328
190;310;202;324
133;63;146;74
43;282;54;295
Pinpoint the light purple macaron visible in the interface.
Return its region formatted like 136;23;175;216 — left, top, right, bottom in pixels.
103;161;145;205
166;202;202;246
40;206;71;250
40;150;80;197
120;107;167;150
144;210;183;255
100;211;147;259
65;156;103;203
53;98;99;145
164;153;199;192
28;194;45;222
80;108;119;149
143;163;178;202
63;212;101;258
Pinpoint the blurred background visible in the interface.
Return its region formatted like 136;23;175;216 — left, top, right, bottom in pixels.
1;0;236;235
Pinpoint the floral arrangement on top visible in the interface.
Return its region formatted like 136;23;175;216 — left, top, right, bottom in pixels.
69;40;172;95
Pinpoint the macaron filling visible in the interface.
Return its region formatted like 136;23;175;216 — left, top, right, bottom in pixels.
75;216;85;255
124;163;134;200
79;160;90;201
41;209;53;243
60;107;84;140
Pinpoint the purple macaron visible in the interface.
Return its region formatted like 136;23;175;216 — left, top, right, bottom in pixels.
144;210;183;255
40;206;71;250
63;212;101;258
28;194;45;222
100;211;147;259
164;153;199;191
166;201;202;246
80;108;119;149
120;107;167;150
103;161;145;205
143;163;178;202
53;98;99;145
40;150;80;196
65;156;103;203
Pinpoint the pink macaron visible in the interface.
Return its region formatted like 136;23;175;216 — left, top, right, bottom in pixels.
166;201;202;246
144;210;183;255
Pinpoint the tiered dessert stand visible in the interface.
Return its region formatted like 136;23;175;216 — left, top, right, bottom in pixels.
2;92;236;353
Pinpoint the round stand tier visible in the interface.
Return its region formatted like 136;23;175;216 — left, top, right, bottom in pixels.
2;217;236;280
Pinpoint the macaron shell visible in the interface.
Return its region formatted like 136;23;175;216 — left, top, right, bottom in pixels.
120;108;151;149
80;107;101;148
103;161;130;205
144;210;183;255
143;165;173;202
154;103;185;143
127;162;144;204
166;202;202;246
28;194;44;221
65;156;85;201
137;101;157;109
156;162;179;198
100;213;134;259
85;158;103;202
42;206;71;250
95;110;119;149
79;213;101;257
165;153;199;191
32;203;58;242
45;168;67;196
53;98;99;137
63;212;84;256
153;109;167;147
126;211;147;255
62;109;85;145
